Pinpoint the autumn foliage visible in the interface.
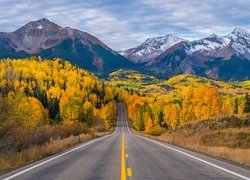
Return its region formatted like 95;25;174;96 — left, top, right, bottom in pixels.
120;83;249;134
0;57;117;153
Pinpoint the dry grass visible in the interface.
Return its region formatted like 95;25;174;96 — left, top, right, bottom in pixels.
155;128;250;167
132;124;250;167
0;129;112;173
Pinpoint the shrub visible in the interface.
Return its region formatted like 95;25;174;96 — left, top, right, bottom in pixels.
145;126;164;136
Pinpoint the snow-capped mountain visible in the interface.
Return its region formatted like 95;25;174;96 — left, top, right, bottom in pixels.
120;34;184;63
227;27;250;59
0;18;133;72
1;20;250;81
187;34;230;55
183;27;250;60
139;27;250;80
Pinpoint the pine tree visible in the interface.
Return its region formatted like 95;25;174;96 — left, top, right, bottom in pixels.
234;97;238;114
158;110;165;127
243;92;250;113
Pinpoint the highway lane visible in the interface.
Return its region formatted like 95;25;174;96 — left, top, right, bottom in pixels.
1;102;250;180
120;103;250;180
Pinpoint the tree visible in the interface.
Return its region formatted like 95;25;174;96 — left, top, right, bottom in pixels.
132;104;147;131
234;97;239;114
243;92;250;113
169;104;181;129
145;116;153;131
83;101;94;125
61;98;83;125
100;102;117;130
158;110;165;127
0;92;48;152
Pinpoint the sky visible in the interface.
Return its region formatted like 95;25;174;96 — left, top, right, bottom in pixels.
0;0;250;50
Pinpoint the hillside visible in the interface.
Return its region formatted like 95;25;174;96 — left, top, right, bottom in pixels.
140;115;250;166
0;57;118;171
165;74;249;96
115;70;250;167
121;28;250;81
106;69;171;98
107;70;250;99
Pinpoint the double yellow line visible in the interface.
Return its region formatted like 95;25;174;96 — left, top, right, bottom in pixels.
121;133;132;180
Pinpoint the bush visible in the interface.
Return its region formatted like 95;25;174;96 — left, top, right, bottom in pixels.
145;126;164;136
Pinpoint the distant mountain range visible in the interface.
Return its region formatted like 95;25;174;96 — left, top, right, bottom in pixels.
119;34;184;63
121;27;250;81
1;18;250;81
0;18;133;72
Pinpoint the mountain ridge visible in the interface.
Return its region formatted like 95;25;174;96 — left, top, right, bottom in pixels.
0;18;133;73
121;27;250;81
1;18;250;81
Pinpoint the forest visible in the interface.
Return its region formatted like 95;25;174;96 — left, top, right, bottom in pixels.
1;57;250;170
114;71;250;134
0;57;117;156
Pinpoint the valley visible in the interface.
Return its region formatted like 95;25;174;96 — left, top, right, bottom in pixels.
0;17;250;179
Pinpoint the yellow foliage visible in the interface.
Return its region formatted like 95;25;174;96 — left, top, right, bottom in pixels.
145;116;153;131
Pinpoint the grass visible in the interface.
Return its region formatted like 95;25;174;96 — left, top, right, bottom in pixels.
156;127;250;167
132;116;250;167
0;128;113;173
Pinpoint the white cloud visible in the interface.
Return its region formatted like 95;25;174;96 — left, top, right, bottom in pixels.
0;0;249;50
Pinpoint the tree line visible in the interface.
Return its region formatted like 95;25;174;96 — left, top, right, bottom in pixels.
118;85;250;134
0;57;117;153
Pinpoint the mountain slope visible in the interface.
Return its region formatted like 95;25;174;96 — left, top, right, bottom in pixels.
121;27;250;81
120;34;183;63
106;70;250;102
147;28;250;80
0;18;133;72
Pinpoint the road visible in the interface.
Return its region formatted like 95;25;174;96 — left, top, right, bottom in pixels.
1;102;250;180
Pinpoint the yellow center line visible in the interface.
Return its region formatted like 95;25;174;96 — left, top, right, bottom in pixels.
127;168;132;177
121;133;126;180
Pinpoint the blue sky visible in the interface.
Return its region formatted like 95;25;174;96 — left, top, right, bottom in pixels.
0;0;249;50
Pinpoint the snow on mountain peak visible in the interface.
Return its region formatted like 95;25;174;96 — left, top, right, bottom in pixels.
233;27;249;35
207;33;218;39
122;34;184;62
121;27;250;63
188;35;230;54
230;27;250;39
37;24;43;29
227;27;250;56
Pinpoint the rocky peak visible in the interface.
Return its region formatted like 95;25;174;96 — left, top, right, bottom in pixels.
120;34;184;63
14;18;61;34
229;27;250;39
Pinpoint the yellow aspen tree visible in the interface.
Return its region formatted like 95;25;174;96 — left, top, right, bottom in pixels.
145;116;153;132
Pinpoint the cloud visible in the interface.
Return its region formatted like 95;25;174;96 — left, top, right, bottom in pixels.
0;0;249;50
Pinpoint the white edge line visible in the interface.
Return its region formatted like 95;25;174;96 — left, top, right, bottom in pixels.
3;118;119;180
123;104;250;180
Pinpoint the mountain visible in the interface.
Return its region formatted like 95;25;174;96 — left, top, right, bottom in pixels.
120;34;183;63
122;27;250;81
0;18;133;73
1;20;250;81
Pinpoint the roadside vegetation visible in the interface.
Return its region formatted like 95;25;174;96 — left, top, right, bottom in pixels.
134;115;250;166
0;57;117;172
113;70;250;166
1;58;250;171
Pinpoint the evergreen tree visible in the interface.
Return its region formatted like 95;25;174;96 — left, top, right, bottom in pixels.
158;110;165;127
234;97;238;114
244;92;250;113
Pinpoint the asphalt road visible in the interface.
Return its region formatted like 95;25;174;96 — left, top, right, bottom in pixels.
1;102;250;180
